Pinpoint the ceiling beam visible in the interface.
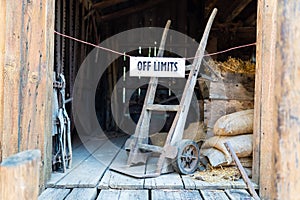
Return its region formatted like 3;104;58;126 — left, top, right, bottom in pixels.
245;13;257;26
97;0;166;22
225;0;252;22
93;0;128;10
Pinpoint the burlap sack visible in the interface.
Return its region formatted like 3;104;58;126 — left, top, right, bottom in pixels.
213;109;254;136
201;134;252;164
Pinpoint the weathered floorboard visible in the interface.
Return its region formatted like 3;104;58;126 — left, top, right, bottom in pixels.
55;137;126;188
182;176;257;190
38;188;71;200
151;190;203;200
96;189;148;200
200;190;230;200
225;189;254;200
144;158;183;189
47;139;106;187
64;188;98;200
99;169;145;190
99;149;145;189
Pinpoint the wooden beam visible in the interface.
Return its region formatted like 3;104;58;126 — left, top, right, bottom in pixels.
273;1;300;199
0;150;41;200
2;0;23;159
245;13;257;26
98;0;166;22
225;0;252;22
253;1;276;199
205;0;218;18
0;0;54;191
93;0;128;10
0;0;6;162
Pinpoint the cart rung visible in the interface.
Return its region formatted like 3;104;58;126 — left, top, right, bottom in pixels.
139;144;163;153
146;104;180;111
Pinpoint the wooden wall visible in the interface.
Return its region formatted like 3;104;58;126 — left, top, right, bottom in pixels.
0;0;55;191
254;0;300;199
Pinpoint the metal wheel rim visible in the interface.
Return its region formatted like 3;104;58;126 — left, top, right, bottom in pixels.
178;144;199;172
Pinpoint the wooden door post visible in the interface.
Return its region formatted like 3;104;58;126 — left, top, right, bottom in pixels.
253;0;277;198
0;0;55;190
0;150;41;200
273;1;300;199
255;0;300;199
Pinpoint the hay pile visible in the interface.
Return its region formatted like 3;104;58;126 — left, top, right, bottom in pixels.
193;166;241;182
207;57;255;74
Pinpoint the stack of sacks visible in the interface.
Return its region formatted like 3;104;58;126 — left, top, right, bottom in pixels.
201;109;254;167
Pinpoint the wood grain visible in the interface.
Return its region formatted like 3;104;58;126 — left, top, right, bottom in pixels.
38;188;71;200
0;150;41;200
64;188;97;200
97;190;148;200
0;0;54;190
47;139;106;187
200;190;230;200
253;1;277;199
151;190;203;200
55;137;126;188
225;189;254;200
273;1;300;199
0;0;6;162
204;100;254;127
2;0;23;160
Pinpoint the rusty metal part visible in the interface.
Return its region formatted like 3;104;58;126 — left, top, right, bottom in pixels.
172;139;199;175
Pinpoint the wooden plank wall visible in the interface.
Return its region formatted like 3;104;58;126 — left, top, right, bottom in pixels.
0;0;55;191
255;0;300;199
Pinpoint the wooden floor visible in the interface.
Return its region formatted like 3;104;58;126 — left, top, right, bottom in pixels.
39;135;258;200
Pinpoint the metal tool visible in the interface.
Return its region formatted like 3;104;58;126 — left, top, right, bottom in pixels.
52;73;72;172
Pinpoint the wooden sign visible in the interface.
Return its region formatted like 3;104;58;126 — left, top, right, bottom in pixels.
130;57;185;78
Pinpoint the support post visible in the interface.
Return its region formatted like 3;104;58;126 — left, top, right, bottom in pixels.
0;150;41;200
0;0;55;191
253;0;277;198
273;1;300;199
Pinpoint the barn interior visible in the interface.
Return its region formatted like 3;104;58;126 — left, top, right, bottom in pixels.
50;0;258;196
54;0;256;135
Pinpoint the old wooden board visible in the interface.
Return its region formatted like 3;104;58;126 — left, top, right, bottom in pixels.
1;0;55;189
99;149;145;189
64;188;98;200
55;137;127;188
204;99;254;136
144;158;183;189
182;176;258;190
0;150;40;200
209;82;254;100
273;1;300;199
96;189;148;200
225;189;254;200
253;0;276;199
0;0;6;162
151;189;203;200
200;190;230;200
47;139;107;187
38;188;71;200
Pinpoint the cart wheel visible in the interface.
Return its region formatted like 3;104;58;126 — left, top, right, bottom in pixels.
172;139;200;175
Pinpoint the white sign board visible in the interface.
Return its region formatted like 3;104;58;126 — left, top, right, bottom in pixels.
130;57;185;78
